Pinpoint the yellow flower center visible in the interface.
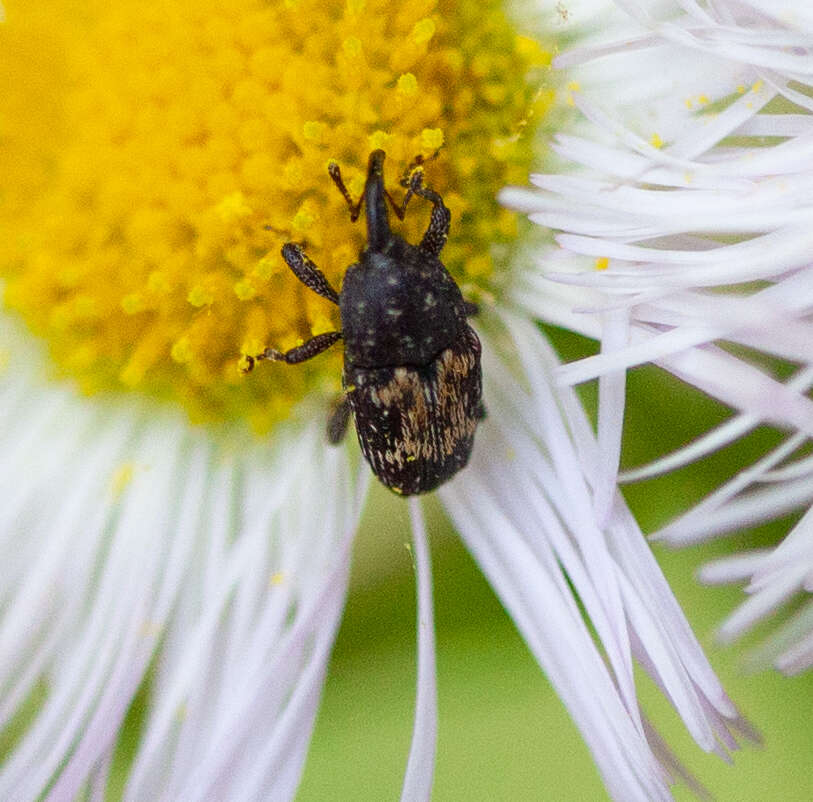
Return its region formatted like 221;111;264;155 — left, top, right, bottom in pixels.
0;0;552;431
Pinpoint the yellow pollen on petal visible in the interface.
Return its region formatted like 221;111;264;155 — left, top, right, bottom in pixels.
564;81;580;106
595;257;609;271
368;130;393;152
650;133;664;149
111;462;135;499
0;0;550;430
342;37;362;59
397;73;418;96
412;18;436;46
171;337;194;364
420;127;444;153
303;120;327;144
234;279;257;301
216;192;254;224
187;286;214;308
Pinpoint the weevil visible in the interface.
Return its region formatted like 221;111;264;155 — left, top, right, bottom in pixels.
242;149;483;495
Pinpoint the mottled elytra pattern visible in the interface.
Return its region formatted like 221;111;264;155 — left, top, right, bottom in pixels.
344;327;482;495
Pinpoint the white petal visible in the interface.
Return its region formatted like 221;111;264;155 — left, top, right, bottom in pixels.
503;1;813;679
400;499;437;802
595;308;629;526
441;314;750;801
0;320;366;799
503;0;813;458
656;431;808;544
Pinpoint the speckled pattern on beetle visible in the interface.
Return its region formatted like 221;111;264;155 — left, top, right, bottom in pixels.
242;149;483;496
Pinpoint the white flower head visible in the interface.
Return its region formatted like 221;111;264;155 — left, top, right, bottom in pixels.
0;1;761;800
502;0;813;674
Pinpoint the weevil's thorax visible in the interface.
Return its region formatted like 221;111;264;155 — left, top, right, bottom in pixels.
339;233;468;369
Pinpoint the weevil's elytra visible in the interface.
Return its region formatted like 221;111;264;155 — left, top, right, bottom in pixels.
242;149;483;496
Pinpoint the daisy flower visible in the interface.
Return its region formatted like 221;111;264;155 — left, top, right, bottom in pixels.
0;1;751;800
503;1;813;675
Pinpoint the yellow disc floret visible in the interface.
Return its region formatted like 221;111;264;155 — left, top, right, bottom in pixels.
0;0;552;431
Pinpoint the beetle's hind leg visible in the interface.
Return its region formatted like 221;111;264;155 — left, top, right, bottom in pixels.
326;395;352;444
281;243;339;305
241;331;342;373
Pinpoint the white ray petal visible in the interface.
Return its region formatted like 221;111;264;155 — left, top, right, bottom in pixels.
441;315;750;801
661;477;813;544
698;550;774;586
716;564;808;644
619;414;758;482
595;309;629;525
127;438;366;801
776;622;813;676
0;412;187;799
0;321;366;799
656;431;807;544
400;499;437;802
505;0;813;681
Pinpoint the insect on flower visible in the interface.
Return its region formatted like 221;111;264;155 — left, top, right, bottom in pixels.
242;150;484;495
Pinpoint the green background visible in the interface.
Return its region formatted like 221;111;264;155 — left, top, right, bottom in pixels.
298;329;813;801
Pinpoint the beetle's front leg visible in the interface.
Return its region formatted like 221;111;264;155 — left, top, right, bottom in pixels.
409;171;450;257
241;331;342;373
281;244;340;305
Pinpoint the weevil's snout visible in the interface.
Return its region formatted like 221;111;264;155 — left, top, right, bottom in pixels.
364;149;390;251
367;149;386;177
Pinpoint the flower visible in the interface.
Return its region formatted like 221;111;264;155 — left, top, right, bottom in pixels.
0;1;753;800
502;0;813;674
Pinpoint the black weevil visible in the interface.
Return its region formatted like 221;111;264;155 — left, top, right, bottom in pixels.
242;149;483;495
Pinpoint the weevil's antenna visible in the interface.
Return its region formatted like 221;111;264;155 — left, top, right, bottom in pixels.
329;150;429;249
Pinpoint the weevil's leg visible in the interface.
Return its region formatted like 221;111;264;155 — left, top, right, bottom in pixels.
383;186;409;221
241;331;342;373
385;166;423;222
476;401;487;420
464;301;479;317
326;395;352;444
329;151;414;230
410;173;451;256
387;151;444;222
281;243;340;305
398;151;441;188
328;160;363;222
